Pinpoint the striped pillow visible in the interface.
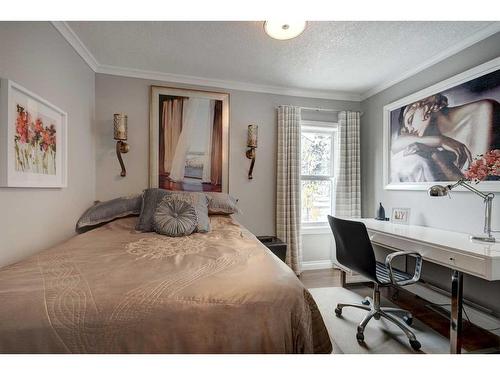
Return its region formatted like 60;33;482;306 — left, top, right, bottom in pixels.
136;189;210;233
153;197;197;237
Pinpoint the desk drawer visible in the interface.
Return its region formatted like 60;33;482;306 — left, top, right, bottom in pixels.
368;230;487;277
422;248;486;277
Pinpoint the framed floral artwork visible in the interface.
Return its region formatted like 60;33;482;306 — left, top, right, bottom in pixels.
383;57;500;191
0;79;67;187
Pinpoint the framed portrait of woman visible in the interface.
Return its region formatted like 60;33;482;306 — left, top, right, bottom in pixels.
383;57;500;191
149;86;229;192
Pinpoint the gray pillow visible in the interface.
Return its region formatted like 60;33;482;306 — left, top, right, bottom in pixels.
205;192;240;215
153;197;197;237
76;194;142;233
136;188;210;233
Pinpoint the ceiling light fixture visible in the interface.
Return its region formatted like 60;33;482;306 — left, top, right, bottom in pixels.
264;21;306;40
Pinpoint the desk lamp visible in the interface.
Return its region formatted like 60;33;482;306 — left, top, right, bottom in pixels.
428;180;496;242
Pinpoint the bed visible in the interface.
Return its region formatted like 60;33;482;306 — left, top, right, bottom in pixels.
0;215;331;354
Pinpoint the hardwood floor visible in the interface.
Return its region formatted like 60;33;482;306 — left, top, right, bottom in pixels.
299;268;343;289
300;268;500;353
380;285;500;353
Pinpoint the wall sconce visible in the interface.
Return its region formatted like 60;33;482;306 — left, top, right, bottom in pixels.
245;124;258;179
113;113;129;177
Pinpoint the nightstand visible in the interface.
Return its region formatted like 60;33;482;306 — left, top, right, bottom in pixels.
257;236;287;263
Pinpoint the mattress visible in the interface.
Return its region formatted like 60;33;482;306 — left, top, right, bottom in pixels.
0;215;331;353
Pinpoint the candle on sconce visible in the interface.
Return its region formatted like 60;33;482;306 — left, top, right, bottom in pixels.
113;113;128;141
247;124;258;148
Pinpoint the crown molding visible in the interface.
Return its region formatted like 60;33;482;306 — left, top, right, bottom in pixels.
360;22;500;101
51;21;99;71
50;20;360;101
96;64;361;101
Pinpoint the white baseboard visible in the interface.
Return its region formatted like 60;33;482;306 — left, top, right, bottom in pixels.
301;260;334;271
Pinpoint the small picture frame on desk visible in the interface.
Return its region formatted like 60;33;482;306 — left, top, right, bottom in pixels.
392;208;411;225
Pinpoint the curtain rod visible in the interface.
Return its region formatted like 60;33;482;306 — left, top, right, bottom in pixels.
300;106;341;112
276;106;363;115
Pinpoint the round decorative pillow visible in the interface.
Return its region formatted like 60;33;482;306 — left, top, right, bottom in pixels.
153;197;198;237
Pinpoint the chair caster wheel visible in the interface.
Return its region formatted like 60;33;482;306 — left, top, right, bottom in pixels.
410;340;421;351
403;315;413;326
335;307;342;317
356;332;364;342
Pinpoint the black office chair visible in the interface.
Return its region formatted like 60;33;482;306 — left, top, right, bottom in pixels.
327;215;423;351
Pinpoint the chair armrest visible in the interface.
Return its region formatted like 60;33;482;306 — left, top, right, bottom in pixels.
384;251;423;286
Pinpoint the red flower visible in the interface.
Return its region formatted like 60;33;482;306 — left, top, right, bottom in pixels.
15;107;29;144
465;149;500;182
34;118;43;134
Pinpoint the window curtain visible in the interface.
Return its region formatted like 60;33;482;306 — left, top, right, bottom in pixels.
160;98;184;175
210;100;223;186
335;111;361;218
276;105;302;275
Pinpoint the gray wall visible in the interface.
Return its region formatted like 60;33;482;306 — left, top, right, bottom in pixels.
0;22;95;267
360;32;500;312
95;73;360;237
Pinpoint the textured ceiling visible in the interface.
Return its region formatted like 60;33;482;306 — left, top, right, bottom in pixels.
68;21;496;96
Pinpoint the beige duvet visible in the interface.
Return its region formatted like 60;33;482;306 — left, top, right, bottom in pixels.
0;216;331;354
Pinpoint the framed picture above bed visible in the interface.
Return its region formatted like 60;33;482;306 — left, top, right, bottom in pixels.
0;79;68;188
383;57;500;191
149;86;229;193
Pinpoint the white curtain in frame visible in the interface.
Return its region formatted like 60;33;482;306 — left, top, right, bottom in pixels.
170;98;212;182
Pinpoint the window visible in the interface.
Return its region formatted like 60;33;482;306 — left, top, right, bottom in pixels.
300;121;338;226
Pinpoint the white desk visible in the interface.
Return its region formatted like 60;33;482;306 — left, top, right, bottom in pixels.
355;219;500;354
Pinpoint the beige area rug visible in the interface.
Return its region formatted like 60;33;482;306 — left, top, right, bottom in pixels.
309;286;452;354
